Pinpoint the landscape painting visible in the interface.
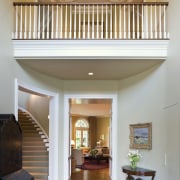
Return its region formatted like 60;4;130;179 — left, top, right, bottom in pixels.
129;123;152;150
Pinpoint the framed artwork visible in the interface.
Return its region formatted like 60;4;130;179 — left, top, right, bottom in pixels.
129;123;152;150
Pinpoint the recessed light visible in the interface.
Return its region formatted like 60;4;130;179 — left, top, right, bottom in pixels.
88;72;94;76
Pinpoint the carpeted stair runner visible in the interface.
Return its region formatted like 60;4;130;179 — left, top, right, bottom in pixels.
18;109;49;180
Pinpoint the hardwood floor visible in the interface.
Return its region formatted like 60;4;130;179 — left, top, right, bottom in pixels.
71;168;110;180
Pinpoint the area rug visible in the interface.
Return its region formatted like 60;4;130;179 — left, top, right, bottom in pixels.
82;160;109;170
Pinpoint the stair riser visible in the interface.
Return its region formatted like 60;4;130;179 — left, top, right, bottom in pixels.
23;161;48;166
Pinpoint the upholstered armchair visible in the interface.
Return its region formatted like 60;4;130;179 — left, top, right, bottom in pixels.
71;149;84;167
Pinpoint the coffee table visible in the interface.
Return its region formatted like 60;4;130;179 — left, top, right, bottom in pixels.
84;155;109;164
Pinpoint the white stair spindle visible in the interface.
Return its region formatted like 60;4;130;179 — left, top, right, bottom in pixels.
47;5;49;39
137;5;139;39
124;5;126;39
74;5;76;39
110;5;112;39
65;5;68;38
56;5;58;38
163;5;166;39
128;5;130;39
20;5;22;39
141;4;144;39
78;4;81;39
106;4;108;39
69;5;72;39
159;5;162;39
132;5;135;39
154;5;157;39
83;4;85;39
150;5;153;39
24;5;27;39
60;5;63;38
88;5;90;39
15;5;18;39
38;5;40;39
33;5;37;39
51;5;54;39
97;5;99;39
101;5;103;39
114;4;117;39
42;5;45;39
29;5;32;39
92;5;94;39
145;5;148;39
119;5;122;39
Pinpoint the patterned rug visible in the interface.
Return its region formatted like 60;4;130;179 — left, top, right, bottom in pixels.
82;160;109;170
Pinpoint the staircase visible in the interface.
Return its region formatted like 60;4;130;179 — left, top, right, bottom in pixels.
18;109;49;180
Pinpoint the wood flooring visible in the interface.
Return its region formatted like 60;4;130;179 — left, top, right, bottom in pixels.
71;168;110;180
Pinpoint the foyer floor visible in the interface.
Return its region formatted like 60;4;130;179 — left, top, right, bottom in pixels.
70;168;110;180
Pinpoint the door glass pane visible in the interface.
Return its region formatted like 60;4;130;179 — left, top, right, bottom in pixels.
82;130;88;147
76;130;81;148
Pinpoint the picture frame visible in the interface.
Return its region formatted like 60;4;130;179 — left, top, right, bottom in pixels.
129;123;152;150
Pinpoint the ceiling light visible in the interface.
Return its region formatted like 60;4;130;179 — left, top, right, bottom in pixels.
88;72;94;76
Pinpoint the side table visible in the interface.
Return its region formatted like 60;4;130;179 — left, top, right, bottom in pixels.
122;165;156;180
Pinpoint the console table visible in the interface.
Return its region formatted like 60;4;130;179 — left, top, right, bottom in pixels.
122;165;156;180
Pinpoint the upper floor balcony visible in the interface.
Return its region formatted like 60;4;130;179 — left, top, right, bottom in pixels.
12;1;169;65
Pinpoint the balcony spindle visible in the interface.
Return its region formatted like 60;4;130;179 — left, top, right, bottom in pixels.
47;5;49;39
97;5;99;39
154;5;157;39
141;4;144;39
119;5;122;39
51;5;54;39
69;5;72;39
128;5;130;39
101;5;103;39
163;5;166;39
92;5;94;39
15;5;18;39
38;5;40;39
132;5;135;39
78;5;81;39
74;5;76;39
65;5;68;38
110;5;112;39
137;5;139;39
29;5;32;39
20;5;23;39
88;5;90;39
159;5;162;39
114;4;117;39
124;5;126;39
42;5;45;39
83;5;85;39
105;4;108;39
60;5;63;38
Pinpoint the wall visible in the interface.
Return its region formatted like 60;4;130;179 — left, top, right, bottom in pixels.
165;0;180;179
117;64;167;179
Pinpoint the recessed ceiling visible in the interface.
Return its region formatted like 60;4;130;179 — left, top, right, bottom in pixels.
17;58;163;80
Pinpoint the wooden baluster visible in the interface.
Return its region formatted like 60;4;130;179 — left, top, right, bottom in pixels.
88;5;90;39
106;4;108;39
74;5;76;39
92;5;94;39
132;4;135;39
38;5;40;39
56;5;58;38
119;4;122;39
97;5;99;39
101;4;103;39
110;5;112;39
114;4;117;39
29;5;32;39
83;4;85;39
137;5;139;39
141;4;144;39
47;5;49;39
60;5;63;38
154;5;157;39
159;5;162;39
124;5;126;39
128;5;130;39
78;4;81;39
65;4;68;38
51;5;54;39
42;5;45;39
69;5;72;39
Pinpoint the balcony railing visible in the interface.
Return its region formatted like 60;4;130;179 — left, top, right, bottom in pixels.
12;2;169;40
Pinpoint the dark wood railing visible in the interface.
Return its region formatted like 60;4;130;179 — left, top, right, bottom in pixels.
12;2;169;40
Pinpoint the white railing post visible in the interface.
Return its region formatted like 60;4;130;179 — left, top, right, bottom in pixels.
92;5;94;39
15;5;19;39
69;5;72;39
114;4;117;39
159;5;162;39
87;5;90;39
123;5;126;39
97;5;99;39
74;5;76;39
105;4;108;39
83;4;86;39
119;4;122;39
51;5;54;39
101;4;104;39
78;4;81;39
154;5;157;39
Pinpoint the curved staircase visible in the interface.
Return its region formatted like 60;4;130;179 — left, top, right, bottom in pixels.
18;109;49;180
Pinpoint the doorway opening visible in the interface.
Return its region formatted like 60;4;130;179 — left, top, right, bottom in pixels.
15;79;59;180
64;94;118;180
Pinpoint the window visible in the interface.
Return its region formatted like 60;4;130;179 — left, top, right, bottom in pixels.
75;119;89;148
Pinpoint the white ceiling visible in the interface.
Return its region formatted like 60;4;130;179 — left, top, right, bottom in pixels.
18;58;162;80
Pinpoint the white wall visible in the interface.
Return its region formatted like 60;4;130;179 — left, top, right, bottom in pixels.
165;0;180;179
117;64;167;179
